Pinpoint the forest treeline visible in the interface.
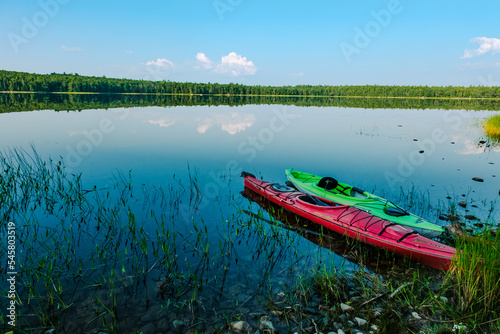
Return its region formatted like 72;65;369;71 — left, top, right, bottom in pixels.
2;92;500;114
1;69;500;99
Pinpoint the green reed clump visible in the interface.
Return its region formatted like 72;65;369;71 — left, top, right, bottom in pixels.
310;266;346;305
440;227;500;331
1;147;238;333
485;114;500;139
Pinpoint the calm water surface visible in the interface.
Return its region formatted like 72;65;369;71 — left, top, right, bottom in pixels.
1;101;499;331
2;104;498;203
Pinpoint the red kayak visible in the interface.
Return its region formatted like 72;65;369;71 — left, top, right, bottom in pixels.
242;172;456;271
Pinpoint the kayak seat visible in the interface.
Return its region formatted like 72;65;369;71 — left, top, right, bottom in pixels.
317;177;338;190
385;207;409;217
299;195;331;207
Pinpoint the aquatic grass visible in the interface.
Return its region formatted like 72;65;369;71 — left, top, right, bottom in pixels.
372;223;500;333
0;147;242;333
485;114;500;139
441;226;500;331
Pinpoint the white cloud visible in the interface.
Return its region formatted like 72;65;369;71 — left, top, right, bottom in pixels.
215;52;257;76
145;58;174;68
196;52;213;69
449;134;500;155
461;37;500;59
196;113;256;135
219;113;255;134
147;119;176;128
61;45;84;52
125;50;134;55
196;119;213;134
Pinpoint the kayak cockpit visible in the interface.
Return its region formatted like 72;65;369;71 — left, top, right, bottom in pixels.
314;183;369;200
314;176;369;200
298;195;339;207
270;184;296;192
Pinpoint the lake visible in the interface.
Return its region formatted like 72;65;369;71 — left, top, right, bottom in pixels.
1;94;499;333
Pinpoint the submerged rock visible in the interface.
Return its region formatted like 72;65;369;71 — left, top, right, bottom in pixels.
354;317;367;327
230;320;250;333
259;316;275;333
472;177;484;182
446;222;466;239
340;303;354;312
445;214;461;221
333;322;343;330
458;201;467;208
172;320;186;329
465;214;479;220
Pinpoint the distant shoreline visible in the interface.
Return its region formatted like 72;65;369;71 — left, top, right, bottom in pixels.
2;91;500;101
2;70;500;100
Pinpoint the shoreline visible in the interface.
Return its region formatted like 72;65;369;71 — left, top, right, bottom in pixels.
2;90;500;101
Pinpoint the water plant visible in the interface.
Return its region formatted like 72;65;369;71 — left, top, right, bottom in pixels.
1;147;329;333
0;148;217;332
440;226;500;332
485;114;500;140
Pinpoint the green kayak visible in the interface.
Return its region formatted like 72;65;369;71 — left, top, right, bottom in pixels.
285;169;444;238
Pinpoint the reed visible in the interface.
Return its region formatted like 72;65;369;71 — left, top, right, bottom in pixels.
485;114;500;139
439;226;500;332
0;147;227;332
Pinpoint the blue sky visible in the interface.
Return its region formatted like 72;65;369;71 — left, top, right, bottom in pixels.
1;0;499;86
